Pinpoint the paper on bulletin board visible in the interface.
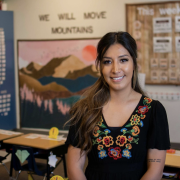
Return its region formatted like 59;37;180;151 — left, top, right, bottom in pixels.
175;36;180;52
153;17;172;33
175;16;180;32
153;37;172;53
151;58;158;68
159;71;168;82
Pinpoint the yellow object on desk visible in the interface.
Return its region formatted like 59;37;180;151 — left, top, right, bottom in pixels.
49;127;59;139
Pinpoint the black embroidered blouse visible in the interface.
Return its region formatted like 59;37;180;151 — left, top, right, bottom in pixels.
65;96;170;180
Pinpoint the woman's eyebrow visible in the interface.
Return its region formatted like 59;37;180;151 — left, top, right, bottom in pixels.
118;54;129;58
103;57;112;59
103;54;129;59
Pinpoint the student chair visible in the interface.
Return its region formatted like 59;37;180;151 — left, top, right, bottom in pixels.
11;145;57;180
0;152;10;175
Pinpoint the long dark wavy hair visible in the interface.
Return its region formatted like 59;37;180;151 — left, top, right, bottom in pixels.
65;32;145;155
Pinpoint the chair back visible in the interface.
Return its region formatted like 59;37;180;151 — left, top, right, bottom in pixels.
12;145;45;176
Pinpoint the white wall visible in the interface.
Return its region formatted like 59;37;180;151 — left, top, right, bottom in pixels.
5;0;180;142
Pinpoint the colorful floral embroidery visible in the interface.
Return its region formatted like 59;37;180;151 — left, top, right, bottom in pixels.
121;128;127;133
104;129;111;134
96;137;102;143
125;143;132;149
122;149;132;159
102;136;114;147
116;135;127;147
97;145;104;150
108;147;122;160
140;121;143;127
97;117;103;126
141;115;146;119
130;114;140;126
127;135;133;142
132;126;140;136
138;105;149;114
144;97;152;104
93;126;100;137
92;96;152;160
98;150;107;159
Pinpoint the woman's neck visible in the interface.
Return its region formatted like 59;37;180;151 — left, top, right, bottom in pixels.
109;88;135;104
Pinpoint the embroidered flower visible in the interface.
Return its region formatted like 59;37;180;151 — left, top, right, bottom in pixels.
128;135;133;142
97;117;103;126
122;149;132;159
130;114;140;125
141;115;146;119
138;105;149;114
108;147;122;160
132;126;140;136
104;129;111;134
140;121;143;127
98;150;107;159
97;137;102;143
102;136;114;147
120;128;127;133
144;97;152;104
125;143;132;149
93;126;100;137
97;145;104;150
116;135;127;147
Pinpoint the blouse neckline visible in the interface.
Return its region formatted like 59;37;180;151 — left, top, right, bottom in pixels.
102;95;144;130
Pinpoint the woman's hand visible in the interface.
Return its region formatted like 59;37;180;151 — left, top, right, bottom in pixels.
67;145;87;180
140;149;166;180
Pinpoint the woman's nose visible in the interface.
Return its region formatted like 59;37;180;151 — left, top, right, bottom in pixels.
112;62;120;73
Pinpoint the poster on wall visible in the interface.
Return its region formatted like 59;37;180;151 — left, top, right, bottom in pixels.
0;11;16;130
18;39;100;130
126;1;180;85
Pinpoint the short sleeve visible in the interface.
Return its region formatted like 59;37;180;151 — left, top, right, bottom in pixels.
147;100;170;150
65;123;79;148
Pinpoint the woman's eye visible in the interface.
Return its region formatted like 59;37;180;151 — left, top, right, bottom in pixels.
121;59;128;63
103;60;111;64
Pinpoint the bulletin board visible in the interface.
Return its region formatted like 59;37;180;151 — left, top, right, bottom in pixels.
0;11;16;130
126;1;180;85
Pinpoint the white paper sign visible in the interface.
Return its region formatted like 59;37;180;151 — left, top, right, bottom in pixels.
0;129;21;135
175;36;180;52
175;16;180;32
153;37;172;53
153;17;172;33
48;153;58;167
41;135;66;141
151;58;158;68
159;71;168;82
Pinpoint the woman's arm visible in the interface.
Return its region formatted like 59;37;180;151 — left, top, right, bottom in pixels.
140;149;166;180
67;144;87;180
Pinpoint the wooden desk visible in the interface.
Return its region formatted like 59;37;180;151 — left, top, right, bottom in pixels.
165;150;180;168
3;133;65;150
0;129;23;149
0;129;23;141
3;133;67;179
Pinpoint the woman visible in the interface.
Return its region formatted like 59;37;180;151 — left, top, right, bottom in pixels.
65;32;170;180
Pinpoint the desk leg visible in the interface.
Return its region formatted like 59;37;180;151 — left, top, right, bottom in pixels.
10;154;13;177
47;158;50;180
62;154;67;177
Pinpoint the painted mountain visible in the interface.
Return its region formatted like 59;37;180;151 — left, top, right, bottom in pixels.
18;39;100;130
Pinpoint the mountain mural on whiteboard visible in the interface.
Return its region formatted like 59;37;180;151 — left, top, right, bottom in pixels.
18;39;100;130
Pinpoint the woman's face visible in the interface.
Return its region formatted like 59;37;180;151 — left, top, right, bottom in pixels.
101;43;134;92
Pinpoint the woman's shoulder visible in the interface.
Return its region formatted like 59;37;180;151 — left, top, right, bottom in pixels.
142;95;165;108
